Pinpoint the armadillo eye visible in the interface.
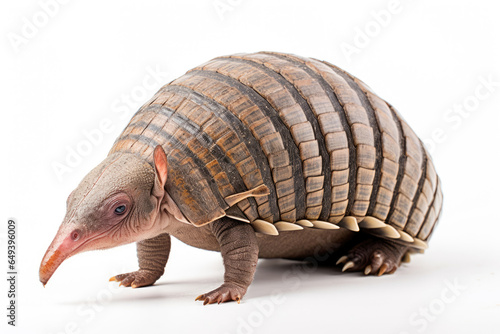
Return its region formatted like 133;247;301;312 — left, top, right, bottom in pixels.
71;230;80;241
114;205;126;215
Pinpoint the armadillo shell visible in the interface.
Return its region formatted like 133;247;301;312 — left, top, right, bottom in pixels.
109;52;443;249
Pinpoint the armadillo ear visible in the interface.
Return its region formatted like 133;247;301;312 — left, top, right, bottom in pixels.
153;145;168;197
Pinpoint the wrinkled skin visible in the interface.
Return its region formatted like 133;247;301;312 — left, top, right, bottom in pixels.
39;146;186;286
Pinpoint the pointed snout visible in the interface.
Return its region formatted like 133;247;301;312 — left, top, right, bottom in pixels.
39;224;85;286
39;244;64;286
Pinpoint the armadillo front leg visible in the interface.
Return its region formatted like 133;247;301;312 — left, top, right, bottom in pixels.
195;218;259;305
110;233;171;288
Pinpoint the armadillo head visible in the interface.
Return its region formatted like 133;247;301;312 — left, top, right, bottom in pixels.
39;145;186;286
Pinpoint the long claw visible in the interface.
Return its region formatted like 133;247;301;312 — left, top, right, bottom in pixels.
195;295;204;301
342;261;355;272
377;263;389;276
109;276;116;282
336;255;348;265
364;265;372;275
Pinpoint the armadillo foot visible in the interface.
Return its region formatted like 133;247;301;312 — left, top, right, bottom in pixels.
109;269;161;288
195;283;247;305
336;238;408;276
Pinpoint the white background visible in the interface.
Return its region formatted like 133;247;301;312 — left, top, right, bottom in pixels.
1;0;499;333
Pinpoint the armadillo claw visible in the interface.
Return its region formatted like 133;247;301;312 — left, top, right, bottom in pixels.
109;270;160;288
364;265;372;275
195;283;246;305
377;263;389;276
342;261;355;272
335;238;407;276
336;255;348;265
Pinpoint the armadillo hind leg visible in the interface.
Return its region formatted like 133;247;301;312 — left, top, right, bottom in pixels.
336;236;409;276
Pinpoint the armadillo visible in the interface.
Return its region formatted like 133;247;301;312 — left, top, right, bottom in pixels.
40;52;443;304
